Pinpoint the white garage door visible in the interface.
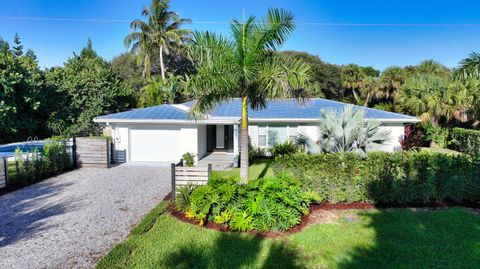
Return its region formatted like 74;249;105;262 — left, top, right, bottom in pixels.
129;126;182;162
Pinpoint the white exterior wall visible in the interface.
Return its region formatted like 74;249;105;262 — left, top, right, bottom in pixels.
111;124;199;163
377;123;404;152
248;122;405;153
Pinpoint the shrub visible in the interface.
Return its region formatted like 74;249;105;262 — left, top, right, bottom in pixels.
12;139;71;184
272;151;480;204
269;140;301;158
422;123;449;148
448;127;480;156
400;125;422;151
175;183;196;211
183;175;319;232
182;152;196;167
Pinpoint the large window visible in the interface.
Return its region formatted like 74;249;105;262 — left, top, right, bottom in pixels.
257;124;298;147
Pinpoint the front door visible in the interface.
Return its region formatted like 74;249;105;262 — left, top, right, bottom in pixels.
207;125;234;153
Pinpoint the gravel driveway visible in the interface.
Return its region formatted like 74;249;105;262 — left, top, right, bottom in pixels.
0;164;171;269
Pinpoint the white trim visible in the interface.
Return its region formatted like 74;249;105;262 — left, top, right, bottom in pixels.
94;118;240;124
95;116;419;125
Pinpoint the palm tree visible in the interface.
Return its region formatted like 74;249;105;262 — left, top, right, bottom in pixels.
318;105;391;155
125;0;191;80
341;64;367;104
184;9;312;182
379;66;406;101
455;52;480;80
396;74;469;125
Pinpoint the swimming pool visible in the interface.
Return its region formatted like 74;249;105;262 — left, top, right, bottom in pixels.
0;142;45;158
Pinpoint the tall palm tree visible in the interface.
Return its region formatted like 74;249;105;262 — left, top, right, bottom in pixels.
379;66;406;101
396;74;469;125
184;9;312;182
455;52;480;80
125;0;191;80
341;64;367;104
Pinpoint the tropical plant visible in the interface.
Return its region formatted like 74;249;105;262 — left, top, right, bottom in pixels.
269;140;301;158
125;0;191;80
396;74;472;125
138;76;184;107
455;52;480;80
183;9;312;182
317;105;391;155
341;64;366;103
182;152;196;167
400;125;422;151
175;183;196;211
379;66;407;101
185;175;319;232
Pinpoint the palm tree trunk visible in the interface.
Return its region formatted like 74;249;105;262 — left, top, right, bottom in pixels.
239;96;249;183
159;45;166;80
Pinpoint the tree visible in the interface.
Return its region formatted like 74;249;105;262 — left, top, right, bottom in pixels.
317;105;390;155
341;64;367;104
0;44;47;142
45;41;132;135
455;52;480;80
138;76;185;107
125;0;191;80
396;74;470;125
379;66;407;101
12;33;23;57
279;51;342;99
184;9;312;182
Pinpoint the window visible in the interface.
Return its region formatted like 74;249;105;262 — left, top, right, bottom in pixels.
257;124;298;147
268;124;287;146
288;125;298;141
258;125;267;147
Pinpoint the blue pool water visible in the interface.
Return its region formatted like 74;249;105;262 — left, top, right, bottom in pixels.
0;143;45;158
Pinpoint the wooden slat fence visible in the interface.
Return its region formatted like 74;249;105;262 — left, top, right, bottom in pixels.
76;137;110;168
0;158;7;189
171;161;212;199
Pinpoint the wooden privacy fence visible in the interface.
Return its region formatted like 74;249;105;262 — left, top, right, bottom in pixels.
0;158;7;189
171;160;212;199
76;137;111;168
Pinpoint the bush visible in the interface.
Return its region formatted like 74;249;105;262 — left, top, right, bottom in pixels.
182;152;196;167
272;151;480;204
422;123;449;148
12;139;71;184
448;127;480;156
269;140;301;158
183;175;319;232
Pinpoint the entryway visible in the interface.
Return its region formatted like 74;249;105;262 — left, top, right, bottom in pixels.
206;125;234;153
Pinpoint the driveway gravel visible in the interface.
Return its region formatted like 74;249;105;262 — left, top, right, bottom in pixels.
0;164;170;269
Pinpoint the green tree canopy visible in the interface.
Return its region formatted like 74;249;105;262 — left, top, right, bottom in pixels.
45;41;133;135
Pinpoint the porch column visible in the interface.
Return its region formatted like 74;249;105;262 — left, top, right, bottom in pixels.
233;124;239;156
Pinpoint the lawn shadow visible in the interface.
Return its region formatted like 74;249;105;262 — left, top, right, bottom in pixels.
164;232;305;269
0;179;79;247
256;159;272;179
337;208;480;269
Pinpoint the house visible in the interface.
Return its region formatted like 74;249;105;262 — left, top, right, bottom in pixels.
94;98;419;164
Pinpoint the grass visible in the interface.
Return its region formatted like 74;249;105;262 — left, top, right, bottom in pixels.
97;204;480;269
212;159;274;180
420;147;462;155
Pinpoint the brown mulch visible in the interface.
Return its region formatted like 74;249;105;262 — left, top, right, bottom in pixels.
163;192;480;238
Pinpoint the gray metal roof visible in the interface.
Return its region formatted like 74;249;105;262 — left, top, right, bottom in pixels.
96;98;418;122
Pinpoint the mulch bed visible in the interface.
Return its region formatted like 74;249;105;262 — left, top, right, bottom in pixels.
163;192;480;238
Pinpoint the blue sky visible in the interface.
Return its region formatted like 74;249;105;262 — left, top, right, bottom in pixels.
1;0;480;70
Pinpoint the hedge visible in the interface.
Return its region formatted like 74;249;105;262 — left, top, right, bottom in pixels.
272;151;480;204
448;127;480;156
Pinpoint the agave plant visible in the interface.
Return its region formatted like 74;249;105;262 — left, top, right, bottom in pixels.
317;105;391;155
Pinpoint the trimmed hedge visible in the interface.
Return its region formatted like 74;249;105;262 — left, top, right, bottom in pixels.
448;127;480;156
272;151;480;204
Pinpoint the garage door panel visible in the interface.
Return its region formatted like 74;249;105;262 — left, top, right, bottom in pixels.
130;127;182;162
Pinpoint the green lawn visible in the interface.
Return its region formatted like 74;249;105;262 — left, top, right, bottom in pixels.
97;203;480;269
212;159;275;180
420;147;462;155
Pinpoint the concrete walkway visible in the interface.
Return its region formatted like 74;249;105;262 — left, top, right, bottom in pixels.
0;165;170;269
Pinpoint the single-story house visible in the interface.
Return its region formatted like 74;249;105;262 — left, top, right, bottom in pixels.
94;98;419;164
